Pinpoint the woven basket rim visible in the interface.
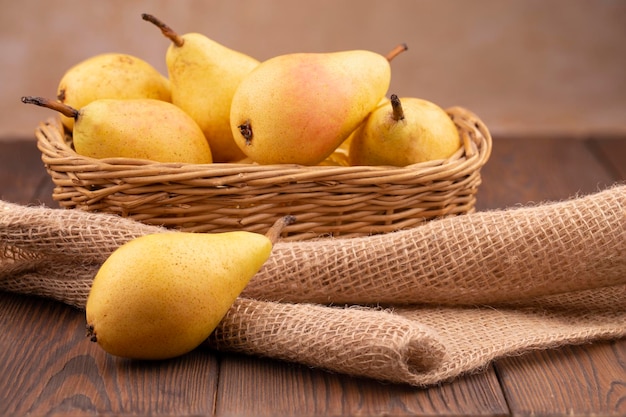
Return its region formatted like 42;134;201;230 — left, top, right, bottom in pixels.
36;106;491;178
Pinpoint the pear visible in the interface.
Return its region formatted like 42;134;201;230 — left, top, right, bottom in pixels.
85;216;294;360
21;96;212;164
143;13;259;162
57;52;171;131
230;44;407;165
348;95;461;166
321;97;391;166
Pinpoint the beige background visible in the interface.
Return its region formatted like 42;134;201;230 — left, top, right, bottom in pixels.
2;0;625;140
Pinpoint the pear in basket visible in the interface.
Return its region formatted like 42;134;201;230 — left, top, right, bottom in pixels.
56;53;171;131
229;44;407;165
142;13;259;162
21;96;212;164
349;95;461;166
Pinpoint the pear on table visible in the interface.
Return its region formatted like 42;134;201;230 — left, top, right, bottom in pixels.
21;96;212;164
85;216;295;360
56;52;171;131
230;44;407;165
349;94;461;167
142;13;259;162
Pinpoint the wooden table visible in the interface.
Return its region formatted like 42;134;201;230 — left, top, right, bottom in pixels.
1;136;625;416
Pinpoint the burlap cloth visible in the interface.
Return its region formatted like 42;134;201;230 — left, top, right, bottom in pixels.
1;184;625;387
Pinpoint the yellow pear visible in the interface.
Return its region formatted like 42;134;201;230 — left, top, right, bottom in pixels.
323;97;390;166
85;217;293;360
21;96;212;163
143;13;259;162
230;44;407;165
57;52;171;131
349;95;461;166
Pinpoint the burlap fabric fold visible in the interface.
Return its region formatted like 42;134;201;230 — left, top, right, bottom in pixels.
1;184;625;386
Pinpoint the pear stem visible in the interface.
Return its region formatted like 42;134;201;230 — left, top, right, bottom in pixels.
265;215;296;244
142;13;185;47
21;96;79;119
385;43;408;62
390;94;405;121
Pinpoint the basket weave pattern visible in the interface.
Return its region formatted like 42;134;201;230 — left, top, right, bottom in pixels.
35;106;491;240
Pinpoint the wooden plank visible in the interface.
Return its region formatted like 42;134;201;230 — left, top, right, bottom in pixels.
0;292;219;416
215;353;509;417
0;140;55;205
475;136;618;211
496;341;626;416
479;136;625;416
588;137;626;181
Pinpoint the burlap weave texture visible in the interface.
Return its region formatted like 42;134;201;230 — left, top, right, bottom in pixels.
1;184;624;386
247;184;626;306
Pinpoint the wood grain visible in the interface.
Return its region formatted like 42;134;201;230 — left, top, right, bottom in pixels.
475;137;617;211
0;140;53;206
588;137;626;181
215;353;509;416
0;293;219;416
496;342;626;416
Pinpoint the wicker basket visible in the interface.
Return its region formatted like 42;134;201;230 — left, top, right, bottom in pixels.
35;106;492;241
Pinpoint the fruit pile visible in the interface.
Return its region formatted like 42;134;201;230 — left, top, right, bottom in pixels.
22;13;461;168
